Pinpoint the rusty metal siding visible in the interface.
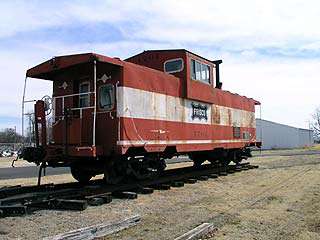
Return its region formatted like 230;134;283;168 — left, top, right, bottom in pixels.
117;86;257;153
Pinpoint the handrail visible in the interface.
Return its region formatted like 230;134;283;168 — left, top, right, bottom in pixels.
53;91;95;99
52;90;95;122
93;60;97;147
23;112;34;116
23;99;37;103
21;76;28;143
69;106;94;111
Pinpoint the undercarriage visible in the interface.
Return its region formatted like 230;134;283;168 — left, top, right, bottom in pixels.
19;145;253;185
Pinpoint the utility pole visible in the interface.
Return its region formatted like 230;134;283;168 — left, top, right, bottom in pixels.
14;126;16;151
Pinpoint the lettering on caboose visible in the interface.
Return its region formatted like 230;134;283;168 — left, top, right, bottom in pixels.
191;102;208;121
186;100;211;124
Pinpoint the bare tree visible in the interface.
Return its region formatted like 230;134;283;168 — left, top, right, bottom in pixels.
25;113;35;144
0;128;21;143
311;107;320;142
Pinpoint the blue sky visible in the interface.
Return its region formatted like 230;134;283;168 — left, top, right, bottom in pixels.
0;0;320;132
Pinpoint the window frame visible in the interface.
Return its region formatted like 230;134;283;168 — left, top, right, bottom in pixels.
163;58;184;74
233;126;241;139
98;83;115;111
190;59;211;84
242;131;251;140
79;81;90;108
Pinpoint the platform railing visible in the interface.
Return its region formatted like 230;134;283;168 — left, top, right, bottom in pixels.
52;91;95;121
21;60;98;149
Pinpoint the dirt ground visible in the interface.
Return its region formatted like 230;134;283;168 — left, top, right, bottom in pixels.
0;149;320;240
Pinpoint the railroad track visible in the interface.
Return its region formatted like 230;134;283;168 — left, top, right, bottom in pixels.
0;162;258;218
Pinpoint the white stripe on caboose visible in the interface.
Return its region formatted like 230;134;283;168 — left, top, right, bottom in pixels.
117;139;249;146
117;86;255;128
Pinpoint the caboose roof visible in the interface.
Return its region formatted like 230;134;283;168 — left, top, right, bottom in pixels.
27;50;219;80
125;49;216;63
26;53;123;80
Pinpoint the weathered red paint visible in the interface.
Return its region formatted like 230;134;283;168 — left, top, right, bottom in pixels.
27;49;260;161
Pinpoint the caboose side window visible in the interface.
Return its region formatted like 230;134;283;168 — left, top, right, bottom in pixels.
190;59;210;84
164;58;184;73
99;84;115;111
233;126;241;138
79;82;90;108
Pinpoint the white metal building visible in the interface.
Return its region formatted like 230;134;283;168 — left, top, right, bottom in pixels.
256;119;314;150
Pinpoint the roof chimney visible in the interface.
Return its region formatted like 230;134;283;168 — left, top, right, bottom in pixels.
212;60;223;89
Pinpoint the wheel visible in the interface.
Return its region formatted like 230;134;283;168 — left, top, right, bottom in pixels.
104;160;125;185
70;166;92;184
193;159;204;168
126;156;165;180
104;168;124;185
222;159;232;166
209;159;219;166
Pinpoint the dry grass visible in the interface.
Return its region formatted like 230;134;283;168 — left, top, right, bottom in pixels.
251;144;320;157
0;150;319;239
303;144;320;151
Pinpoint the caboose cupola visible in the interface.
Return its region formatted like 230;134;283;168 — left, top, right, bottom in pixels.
125;49;224;103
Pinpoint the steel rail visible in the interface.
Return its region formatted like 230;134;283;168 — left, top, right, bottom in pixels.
0;162;257;218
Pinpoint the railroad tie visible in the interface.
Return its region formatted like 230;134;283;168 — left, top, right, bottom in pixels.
0;205;27;217
52;199;88;211
112;191;138;199
174;223;215;240
171;181;185;187
219;172;228;176
151;184;171;190
208;174;219;179
197;175;209;181
85;192;112;205
87;197;105;206
135;187;154;194
43;215;141;240
184;179;197;184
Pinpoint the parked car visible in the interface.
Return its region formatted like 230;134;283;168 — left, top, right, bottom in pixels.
1;151;12;157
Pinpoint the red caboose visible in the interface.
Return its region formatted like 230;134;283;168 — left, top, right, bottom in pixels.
21;49;261;183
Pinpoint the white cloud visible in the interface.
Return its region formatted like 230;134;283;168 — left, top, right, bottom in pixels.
221;56;320;128
124;0;320;51
0;0;319;131
2;0;320;50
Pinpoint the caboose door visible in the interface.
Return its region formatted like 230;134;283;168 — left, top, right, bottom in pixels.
95;72;119;152
77;79;93;146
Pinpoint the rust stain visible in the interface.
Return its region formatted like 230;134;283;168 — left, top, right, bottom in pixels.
249;113;255;128
212;105;221;124
227;109;232;126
